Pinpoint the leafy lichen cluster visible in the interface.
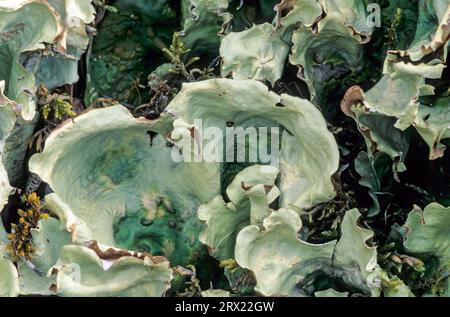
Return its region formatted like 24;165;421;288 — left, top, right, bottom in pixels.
0;0;449;298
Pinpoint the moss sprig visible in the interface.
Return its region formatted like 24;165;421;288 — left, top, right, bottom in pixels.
6;193;49;260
